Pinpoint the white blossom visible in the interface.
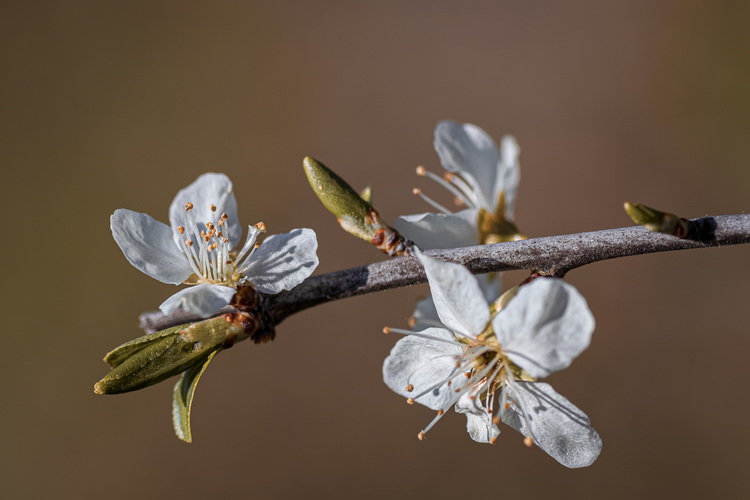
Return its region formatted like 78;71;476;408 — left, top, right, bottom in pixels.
111;173;318;318
394;120;522;250
383;250;601;468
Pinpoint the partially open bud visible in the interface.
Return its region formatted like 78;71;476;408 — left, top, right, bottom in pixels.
303;156;411;256
624;202;690;238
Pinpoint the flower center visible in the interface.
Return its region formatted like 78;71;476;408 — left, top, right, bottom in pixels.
176;202;265;286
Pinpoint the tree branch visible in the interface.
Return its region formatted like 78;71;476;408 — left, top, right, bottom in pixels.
265;214;750;324
140;214;750;333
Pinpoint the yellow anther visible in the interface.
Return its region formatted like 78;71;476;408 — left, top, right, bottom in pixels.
415;165;427;176
406;398;415;405
405;384;414;392
417;432;426;441
412;188;422;196
185;202;193;211
254;222;267;232
186;240;193;247
210;204;216;211
524;436;533;447
437;409;444;416
490;437;497;445
382;327;392;334
177;226;185;234
407;316;417;328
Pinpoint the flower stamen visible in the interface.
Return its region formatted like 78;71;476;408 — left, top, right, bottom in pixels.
413;166;481;213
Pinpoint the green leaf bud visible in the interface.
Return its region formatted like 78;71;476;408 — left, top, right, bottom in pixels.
303;157;411;255
624;202;689;238
94;315;245;395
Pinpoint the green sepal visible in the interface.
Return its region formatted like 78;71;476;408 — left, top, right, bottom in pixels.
172;349;219;443
94;317;237;395
491;285;519;314
478;192;526;244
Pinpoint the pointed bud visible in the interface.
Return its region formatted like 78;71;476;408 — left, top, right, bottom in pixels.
359;185;372;204
302;157;411;255
624;202;690;238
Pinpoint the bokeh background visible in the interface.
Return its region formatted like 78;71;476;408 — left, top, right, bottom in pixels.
3;1;749;498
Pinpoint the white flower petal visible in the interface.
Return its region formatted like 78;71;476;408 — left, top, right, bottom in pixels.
412;296;440;329
110;209;193;284
169;173;241;248
492;278;594;378
411;274;498;331
393;209;479;250
414;249;490;338
434;120;500;210
242;228;319;294
159;283;236;318
497;135;520;219
382;328;465;410
501;381;602;468
455;393;501;443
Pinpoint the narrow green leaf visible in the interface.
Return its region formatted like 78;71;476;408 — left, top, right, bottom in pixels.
103;323;190;368
172;349;219;443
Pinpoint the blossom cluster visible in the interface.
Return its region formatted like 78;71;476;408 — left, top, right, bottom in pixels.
105;120;601;466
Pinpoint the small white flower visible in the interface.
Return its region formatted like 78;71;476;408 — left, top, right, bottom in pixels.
383;250;601;468
394;120;523;250
111;173;319;318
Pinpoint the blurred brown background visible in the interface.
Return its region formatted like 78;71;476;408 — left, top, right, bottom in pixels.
2;1;749;498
